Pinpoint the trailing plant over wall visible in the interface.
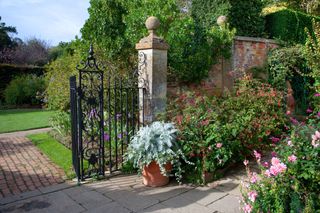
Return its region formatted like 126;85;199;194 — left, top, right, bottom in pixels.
305;19;320;112
267;45;311;114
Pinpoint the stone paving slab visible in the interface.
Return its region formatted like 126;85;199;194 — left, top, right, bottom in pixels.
0;135;65;198
0;174;242;213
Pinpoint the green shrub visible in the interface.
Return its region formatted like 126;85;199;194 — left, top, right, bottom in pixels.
0;64;44;101
4;74;46;105
45;50;81;110
266;9;320;44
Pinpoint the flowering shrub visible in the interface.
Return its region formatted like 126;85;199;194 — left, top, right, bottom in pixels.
166;90;232;183
241;120;320;212
219;75;287;155
166;75;287;183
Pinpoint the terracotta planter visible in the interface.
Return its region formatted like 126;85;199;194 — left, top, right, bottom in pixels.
142;161;172;187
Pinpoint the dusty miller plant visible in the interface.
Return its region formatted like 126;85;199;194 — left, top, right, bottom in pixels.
124;121;192;183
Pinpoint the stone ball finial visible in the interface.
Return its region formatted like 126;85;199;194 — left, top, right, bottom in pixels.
145;16;160;31
217;15;228;26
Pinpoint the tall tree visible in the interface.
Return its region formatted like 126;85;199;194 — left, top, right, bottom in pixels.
0;16;17;50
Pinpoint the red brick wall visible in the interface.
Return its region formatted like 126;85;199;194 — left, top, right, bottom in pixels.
233;36;278;70
167;36;279;97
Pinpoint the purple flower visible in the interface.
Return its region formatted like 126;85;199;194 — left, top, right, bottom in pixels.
117;133;123;139
104;133;110;141
88;109;98;119
290;117;299;125
116;113;122;120
270;136;280;143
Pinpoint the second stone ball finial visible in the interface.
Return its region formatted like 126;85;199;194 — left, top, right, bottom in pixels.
145;16;160;31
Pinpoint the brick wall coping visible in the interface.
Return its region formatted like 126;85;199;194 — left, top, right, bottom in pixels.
234;36;278;44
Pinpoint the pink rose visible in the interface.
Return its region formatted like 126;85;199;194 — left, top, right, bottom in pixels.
250;172;259;183
243;204;253;213
253;150;261;162
216;143;223;148
288;155;297;163
271;157;281;166
248;191;258;202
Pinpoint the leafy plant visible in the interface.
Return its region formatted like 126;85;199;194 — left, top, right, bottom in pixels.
49;111;72;148
124;121;191;183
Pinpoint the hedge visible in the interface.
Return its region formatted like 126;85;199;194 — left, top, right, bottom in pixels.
266;9;320;44
0;64;44;101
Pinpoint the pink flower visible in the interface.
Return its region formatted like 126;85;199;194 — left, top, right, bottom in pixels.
263;162;269;168
317;112;320;118
287;140;293;146
314;93;320;97
271;151;277;157
243;204;253;213
200;119;209;126
288;155;297;163
216;143;223;148
311;131;320;148
248;191;258;202
250;172;259;183
270;136;280;143
271;157;281;165
253;150;261;162
306;108;313;113
265;169;272;177
286;111;291;115
243;160;249;166
269;163;287;176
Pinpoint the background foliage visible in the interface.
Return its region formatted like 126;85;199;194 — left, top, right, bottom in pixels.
265;8;320;44
0;64;44;102
4;74;46;106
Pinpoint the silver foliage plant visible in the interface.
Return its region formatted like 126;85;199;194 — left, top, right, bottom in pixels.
125;121;192;183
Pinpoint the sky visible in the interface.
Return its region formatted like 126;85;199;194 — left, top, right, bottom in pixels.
0;0;90;46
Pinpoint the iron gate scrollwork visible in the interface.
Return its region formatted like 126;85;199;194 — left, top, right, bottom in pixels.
70;45;146;181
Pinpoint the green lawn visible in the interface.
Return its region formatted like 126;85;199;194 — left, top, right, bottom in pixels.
27;133;75;179
0;109;55;133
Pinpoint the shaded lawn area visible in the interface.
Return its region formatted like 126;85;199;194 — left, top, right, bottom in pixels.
27;133;75;179
0;109;55;133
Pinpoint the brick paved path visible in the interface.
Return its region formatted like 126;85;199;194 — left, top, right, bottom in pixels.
0;135;65;198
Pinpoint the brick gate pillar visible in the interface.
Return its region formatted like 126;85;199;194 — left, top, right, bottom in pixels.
136;16;169;123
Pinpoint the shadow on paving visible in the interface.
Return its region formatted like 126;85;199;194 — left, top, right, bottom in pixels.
0;174;241;213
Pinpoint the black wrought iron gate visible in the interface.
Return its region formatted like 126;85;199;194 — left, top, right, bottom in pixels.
70;46;145;181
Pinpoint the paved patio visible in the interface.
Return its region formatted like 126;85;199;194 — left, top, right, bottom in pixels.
0;128;246;212
0;129;65;198
0;173;243;213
